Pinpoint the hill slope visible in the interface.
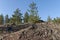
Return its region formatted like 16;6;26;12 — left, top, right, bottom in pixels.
1;22;60;40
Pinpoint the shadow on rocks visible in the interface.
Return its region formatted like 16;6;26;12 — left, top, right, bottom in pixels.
30;24;37;30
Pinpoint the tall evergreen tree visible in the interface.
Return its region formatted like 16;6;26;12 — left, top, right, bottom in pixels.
9;17;14;24
10;8;22;24
55;17;60;23
0;14;4;25
52;18;57;23
24;12;29;23
28;2;40;23
5;15;9;24
47;16;52;22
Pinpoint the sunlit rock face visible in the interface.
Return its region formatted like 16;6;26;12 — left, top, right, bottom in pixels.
0;22;60;40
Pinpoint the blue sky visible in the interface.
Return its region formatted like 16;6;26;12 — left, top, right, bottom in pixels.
0;0;60;20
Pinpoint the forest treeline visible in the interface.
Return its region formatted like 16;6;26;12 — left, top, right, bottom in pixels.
0;2;59;25
0;2;40;25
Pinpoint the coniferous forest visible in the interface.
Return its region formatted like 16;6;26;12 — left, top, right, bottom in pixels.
0;2;40;25
0;2;60;25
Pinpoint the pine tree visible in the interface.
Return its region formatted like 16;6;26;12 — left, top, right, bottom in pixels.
52;18;57;23
47;16;52;22
0;14;4;25
24;12;29;23
55;17;60;23
28;2;40;23
9;17;14;24
5;15;9;24
10;8;22;24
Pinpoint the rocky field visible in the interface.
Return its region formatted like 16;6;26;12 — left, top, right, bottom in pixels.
0;22;60;40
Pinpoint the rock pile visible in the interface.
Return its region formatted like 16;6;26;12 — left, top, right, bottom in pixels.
1;22;60;40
